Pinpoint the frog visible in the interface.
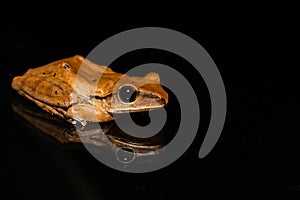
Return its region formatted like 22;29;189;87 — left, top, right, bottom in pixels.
11;55;168;126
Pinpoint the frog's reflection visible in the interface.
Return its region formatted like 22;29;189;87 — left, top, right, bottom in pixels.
11;92;167;164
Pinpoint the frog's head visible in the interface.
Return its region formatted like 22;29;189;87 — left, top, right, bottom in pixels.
107;72;168;113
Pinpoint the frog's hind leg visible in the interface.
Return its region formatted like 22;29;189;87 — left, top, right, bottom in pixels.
15;90;74;124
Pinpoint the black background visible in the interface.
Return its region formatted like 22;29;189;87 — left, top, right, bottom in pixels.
1;5;299;199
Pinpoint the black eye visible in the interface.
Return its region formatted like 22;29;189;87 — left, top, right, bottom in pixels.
118;85;137;103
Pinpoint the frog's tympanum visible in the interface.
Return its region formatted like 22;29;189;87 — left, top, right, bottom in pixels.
11;55;168;126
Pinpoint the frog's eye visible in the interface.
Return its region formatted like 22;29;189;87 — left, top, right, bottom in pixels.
118;85;138;103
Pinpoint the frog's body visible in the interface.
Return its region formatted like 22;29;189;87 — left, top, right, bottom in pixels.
11;55;168;126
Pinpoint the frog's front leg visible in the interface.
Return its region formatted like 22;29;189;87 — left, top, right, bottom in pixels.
67;104;114;126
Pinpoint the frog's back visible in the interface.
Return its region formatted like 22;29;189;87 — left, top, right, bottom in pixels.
12;55;124;105
24;55;109;80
